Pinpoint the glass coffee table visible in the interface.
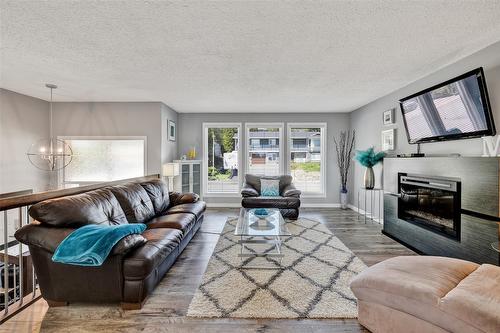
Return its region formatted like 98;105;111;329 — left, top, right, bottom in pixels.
234;208;291;269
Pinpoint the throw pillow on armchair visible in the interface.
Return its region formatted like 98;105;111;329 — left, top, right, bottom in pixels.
260;179;280;196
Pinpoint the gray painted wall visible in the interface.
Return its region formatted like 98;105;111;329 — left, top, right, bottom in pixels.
0;89;50;193
161;103;178;166
52;102;176;177
349;41;500;215
177;113;351;205
3;40;500;211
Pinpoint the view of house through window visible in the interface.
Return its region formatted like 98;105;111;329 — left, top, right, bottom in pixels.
246;124;283;176
204;125;240;193
289;125;325;194
61;138;146;185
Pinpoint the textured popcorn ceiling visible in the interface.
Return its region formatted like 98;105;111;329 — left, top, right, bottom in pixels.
2;1;500;113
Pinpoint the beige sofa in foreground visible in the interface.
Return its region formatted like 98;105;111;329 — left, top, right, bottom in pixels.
350;256;500;333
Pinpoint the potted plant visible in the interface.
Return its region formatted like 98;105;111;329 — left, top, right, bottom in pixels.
354;147;385;189
334;130;355;209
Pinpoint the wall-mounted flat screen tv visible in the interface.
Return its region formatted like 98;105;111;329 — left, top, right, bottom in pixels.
399;67;495;144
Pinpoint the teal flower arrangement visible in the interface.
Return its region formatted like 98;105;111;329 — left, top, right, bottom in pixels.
355;147;385;168
355;147;385;189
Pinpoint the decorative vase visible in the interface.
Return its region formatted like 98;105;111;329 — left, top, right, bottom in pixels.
340;190;348;209
364;166;375;189
187;147;197;159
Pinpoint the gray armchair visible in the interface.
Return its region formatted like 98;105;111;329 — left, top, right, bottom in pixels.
241;174;301;220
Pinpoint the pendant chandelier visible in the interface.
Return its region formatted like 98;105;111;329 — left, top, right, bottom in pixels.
27;84;74;171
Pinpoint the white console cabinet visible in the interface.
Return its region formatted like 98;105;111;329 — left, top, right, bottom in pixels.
173;160;202;198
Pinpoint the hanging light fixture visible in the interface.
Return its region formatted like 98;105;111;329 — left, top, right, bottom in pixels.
27;84;73;171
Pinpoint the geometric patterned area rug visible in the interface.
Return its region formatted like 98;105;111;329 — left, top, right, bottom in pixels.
187;217;367;319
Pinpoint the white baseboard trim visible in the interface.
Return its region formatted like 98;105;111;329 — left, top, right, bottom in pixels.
207;202;355;209
347;204;383;224
207;203;343;208
301;203;341;208
206;203;241;208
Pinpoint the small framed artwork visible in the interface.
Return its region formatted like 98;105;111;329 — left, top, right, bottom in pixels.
383;108;395;125
168;120;176;142
381;129;395;151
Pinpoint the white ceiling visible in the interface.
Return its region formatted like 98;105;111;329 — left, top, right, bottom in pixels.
2;1;500;113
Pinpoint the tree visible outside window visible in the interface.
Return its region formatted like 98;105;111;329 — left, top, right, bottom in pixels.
204;125;240;194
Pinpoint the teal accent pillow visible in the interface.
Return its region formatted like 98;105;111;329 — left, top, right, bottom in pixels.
260;179;279;196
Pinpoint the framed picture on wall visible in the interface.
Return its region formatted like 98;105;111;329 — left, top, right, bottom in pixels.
168;120;176;142
383;108;395;125
381;129;395;151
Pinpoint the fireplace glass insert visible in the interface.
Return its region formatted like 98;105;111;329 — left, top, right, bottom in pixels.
398;173;461;240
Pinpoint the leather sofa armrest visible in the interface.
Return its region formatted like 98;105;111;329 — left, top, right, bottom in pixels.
282;184;301;198
169;191;200;206
111;234;147;256
14;222;75;253
241;183;259;197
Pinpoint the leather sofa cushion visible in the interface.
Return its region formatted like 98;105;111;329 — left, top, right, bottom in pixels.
140;179;170;216
244;174;292;194
123;228;182;280
109;183;155;223
29;188;128;227
169;192;200;206
15;223;74;252
167;201;206;220
147;213;196;235
111;234;147;256
242;196;300;209
439;264;500;333
282;184;301;198
241;184;259;197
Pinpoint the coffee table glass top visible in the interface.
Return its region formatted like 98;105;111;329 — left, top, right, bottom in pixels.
235;208;291;237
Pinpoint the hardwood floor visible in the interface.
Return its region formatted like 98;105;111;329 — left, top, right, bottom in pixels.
1;208;415;333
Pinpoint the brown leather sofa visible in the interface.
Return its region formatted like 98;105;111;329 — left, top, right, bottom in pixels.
15;179;206;309
241;174;301;220
350;256;500;333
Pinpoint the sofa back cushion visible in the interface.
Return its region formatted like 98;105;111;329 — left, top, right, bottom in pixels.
139;179;170;215
29;188;128;227
245;174;293;194
109;183;155;223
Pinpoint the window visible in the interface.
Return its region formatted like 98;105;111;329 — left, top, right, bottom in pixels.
60;137;146;185
287;124;326;195
246;123;283;176
203;123;241;195
292;138;307;149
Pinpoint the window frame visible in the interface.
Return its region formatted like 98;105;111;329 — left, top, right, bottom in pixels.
245;122;284;177
286;123;327;197
57;135;148;186
202;122;242;197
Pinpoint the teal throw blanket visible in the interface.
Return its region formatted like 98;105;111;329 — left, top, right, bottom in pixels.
52;223;146;266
